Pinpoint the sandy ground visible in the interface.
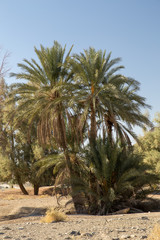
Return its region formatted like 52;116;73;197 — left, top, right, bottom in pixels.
0;187;160;240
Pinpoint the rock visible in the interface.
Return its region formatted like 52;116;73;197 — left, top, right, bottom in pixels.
69;230;81;236
140;236;147;239
3;237;12;239
0;232;4;235
131;227;137;229
120;235;130;239
18;227;24;230
118;230;126;233
83;232;95;237
106;219;113;222
2;227;11;230
141;216;149;220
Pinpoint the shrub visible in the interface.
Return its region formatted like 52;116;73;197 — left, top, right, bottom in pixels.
41;207;67;223
71;140;159;214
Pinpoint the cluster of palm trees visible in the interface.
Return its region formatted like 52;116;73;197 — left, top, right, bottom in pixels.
4;41;158;214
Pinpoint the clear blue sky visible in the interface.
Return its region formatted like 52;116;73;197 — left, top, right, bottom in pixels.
0;0;160;127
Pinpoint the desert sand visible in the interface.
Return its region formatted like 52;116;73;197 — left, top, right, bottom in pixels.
0;187;160;240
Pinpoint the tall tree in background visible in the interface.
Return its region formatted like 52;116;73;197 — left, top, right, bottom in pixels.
135;113;160;175
0;48;10;141
0;49;9;80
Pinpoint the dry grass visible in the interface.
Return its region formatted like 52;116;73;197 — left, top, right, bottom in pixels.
147;224;160;240
3;194;27;200
0;187;54;200
41;207;67;223
37;194;50;198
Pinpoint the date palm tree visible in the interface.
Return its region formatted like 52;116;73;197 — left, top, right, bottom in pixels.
70;48;151;146
8;41;83;211
10;41;72;154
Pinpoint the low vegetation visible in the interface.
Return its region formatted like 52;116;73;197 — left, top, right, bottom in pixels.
41;208;67;223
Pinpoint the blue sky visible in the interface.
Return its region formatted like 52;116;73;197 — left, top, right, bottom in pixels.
0;0;160;130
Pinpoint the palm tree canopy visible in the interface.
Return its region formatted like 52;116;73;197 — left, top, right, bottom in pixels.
70;47;152;144
8;41;74;148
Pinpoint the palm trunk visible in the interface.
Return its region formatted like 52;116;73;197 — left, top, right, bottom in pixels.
58;112;84;213
10;130;28;195
105;113;113;145
34;184;39;195
90;101;97;146
107;120;113;145
17;178;29;195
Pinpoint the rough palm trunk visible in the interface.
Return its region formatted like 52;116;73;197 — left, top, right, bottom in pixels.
88;99;101;213
105;113;113;145
57;112;84;213
34;184;39;195
90;101;97;146
107;120;113;145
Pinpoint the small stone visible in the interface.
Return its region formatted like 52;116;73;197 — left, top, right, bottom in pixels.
107;219;113;222
0;232;4;235
69;230;81;236
141;216;149;220
18;227;24;230
140;236;147;239
112;238;120;240
3;237;12;239
83;232;95;237
118;230;126;233
120;235;130;239
2;227;11;230
131;227;137;229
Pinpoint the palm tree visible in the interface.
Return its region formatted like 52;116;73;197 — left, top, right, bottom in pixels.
70;48;152;146
72;139;158;214
8;41;83;210
9;41;71;153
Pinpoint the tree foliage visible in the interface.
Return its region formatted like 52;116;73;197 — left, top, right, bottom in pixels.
135;113;160;175
0;41;157;213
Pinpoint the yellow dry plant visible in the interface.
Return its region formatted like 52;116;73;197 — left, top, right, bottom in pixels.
147;224;160;240
41;207;67;223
